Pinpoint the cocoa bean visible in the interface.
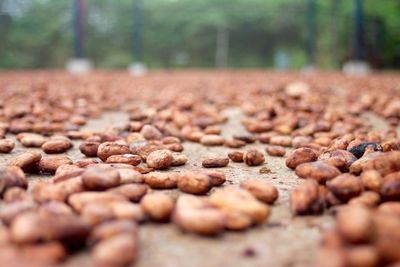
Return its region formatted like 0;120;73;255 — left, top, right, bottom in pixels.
286;148;317;169
243;149;265;166
146;149;173;169
202;156;229;168
141;192;174;221
240;179;279;204
0;139;14;153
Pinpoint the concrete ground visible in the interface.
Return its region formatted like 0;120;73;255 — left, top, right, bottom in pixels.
1;105;395;267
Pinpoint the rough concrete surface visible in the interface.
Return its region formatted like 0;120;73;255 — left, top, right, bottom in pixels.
1;106;396;267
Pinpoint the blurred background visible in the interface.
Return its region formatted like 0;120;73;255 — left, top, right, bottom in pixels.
0;0;399;70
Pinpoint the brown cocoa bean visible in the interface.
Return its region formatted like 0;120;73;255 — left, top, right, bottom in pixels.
0;201;37;225
265;145;286;157
173;195;225;235
380;171;400;201
202;156;229;168
39;201;74;217
290;179;324;215
205;170;226;186
32;177;84;203
92;234;138;266
53;165;84;183
336;206;372;243
240;179;279;204
82;167;121;190
319;150;357;171
171;152;188;166
177;171;212;194
245;121;272;133
97;141;131;162
292;136;312;148
79;141;100;157
373;212;400;262
74;158;100;168
349;151;382;174
81;203;114;226
89;220;138;245
378;202;400;216
314;248;347;267
209;187;270;228
204;125;221;135
228;151;244;162
345;246;379;267
295;161;341;183
141;192;174;221
68;192;127;213
185;131;204;142
348;191;380;208
3;187;29;203
38;155;72;174
10;211;90;246
269;135;292;147
164;142;184;152
17;133;47;147
108;201;145;221
162;136;181;145
0;139;14;153
362;151;400;176
144;172;178;189
200;134;225;146
233;134;256;144
243;149;265;166
286;148;317;169
327;174;363;202
224;138;246;148
146;149;173;169
42;139;72;154
108;184;148;202
106;154;142;166
0;166;27;194
140;124;162;140
361;170;382;192
9;151;41;173
19;242;67;264
117;168;144;184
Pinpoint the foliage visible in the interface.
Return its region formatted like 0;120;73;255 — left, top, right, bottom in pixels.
0;0;399;69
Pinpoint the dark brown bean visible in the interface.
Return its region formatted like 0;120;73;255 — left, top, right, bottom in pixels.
143;172;178;189
79;141;100;157
295;161;341;184
42;139;72;154
0;166;27;195
9;151;42;173
243;149;265;166
106;154;142;166
38;155;72;174
290;179;324;215
327;174;363;202
286;148;317;169
228;151;244;162
265;145;286;157
97;142;131;162
146;149;173;169
202;156;229;168
0;139;15;153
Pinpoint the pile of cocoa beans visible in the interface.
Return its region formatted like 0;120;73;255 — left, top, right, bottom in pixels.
0;71;399;267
